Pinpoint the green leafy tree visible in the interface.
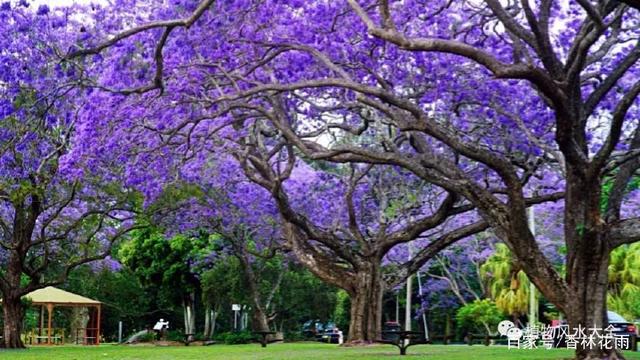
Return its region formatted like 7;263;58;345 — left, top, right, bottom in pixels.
456;299;505;334
201;256;247;338
275;264;339;333
118;227;213;339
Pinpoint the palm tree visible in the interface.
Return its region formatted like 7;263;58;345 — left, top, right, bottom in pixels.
480;244;531;323
608;243;640;320
480;241;640;324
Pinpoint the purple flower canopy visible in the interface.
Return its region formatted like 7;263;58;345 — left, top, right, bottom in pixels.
1;0;587;263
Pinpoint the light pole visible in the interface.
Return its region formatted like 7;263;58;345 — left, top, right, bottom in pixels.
528;206;538;326
416;271;429;340
406;240;414;334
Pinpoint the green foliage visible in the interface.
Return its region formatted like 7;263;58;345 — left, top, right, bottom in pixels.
138;331;157;343
166;330;188;342
201;257;246;308
600;175;640;212
213;331;254;344
608;243;640;320
479;241;640;323
333;289;350;332
455;299;505;332
283;331;306;342
275;264;339;332
202;259;340;334
12;88;37;109
118;227;212;305
480;244;531;317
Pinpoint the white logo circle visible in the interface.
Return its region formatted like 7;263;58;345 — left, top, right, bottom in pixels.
497;320;515;336
506;327;523;340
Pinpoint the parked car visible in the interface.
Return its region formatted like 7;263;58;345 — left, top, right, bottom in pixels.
302;319;325;339
381;321;401;342
553;311;636;350
606;311;636;350
317;321;342;343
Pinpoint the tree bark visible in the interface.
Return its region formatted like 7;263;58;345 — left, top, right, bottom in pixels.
203;304;211;339
2;293;26;348
345;262;384;344
182;294;196;341
1;248;29;349
251;306;270;332
211;309;218;337
564;233;621;359
562;168;621;360
230;234;283;334
282;223;386;343
565;260;620;360
70;307;89;344
236;253;270;332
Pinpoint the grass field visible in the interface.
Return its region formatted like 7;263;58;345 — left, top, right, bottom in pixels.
0;343;639;360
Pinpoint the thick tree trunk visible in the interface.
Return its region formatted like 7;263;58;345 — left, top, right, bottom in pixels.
203;305;218;339
204;305;211;339
70;307;90;344
182;294;196;342
346;262;384;344
252;306;270;332
2;293;26;348
563;170;621;360
565;237;620;360
211;310;218;336
237;256;271;332
2;252;28;349
282;223;385;343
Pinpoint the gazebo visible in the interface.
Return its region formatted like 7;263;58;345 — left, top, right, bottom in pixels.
23;287;102;345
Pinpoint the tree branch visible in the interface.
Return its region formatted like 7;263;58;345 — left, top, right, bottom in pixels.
385;220;489;286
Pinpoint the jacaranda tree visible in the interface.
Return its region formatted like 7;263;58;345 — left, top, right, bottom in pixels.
235;137;489;342
0;3;141;348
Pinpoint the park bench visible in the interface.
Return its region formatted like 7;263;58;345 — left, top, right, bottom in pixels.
183;333;194;346
253;331;277;347
27;329;64;345
378;330;427;355
466;333;503;346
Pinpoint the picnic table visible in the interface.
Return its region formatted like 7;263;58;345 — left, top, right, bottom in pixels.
379;330;427;355
28;328;64;345
183;333;194;346
253;331;276;348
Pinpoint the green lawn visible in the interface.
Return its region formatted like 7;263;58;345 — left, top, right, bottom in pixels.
0;343;638;360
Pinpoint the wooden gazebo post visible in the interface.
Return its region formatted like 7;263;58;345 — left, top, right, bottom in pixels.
39;305;44;338
96;304;101;345
46;303;53;345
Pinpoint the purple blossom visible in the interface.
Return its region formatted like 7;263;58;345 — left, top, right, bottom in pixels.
36;4;49;15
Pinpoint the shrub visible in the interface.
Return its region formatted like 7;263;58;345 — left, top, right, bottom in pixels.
456;299;505;333
283;331;306;342
138;331;156;342
165;330;185;342
213;331;254;344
